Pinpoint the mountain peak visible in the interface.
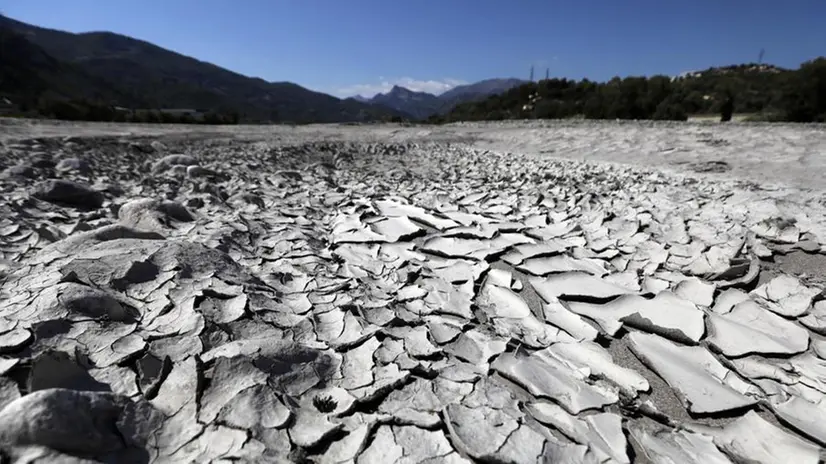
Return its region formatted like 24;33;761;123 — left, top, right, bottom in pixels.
388;85;413;94
360;78;526;120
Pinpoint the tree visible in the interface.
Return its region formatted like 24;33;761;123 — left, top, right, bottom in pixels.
779;58;826;122
144;111;161;123
159;111;176;124
534;100;562;119
653;98;688;121
719;95;734;122
202;111;219;125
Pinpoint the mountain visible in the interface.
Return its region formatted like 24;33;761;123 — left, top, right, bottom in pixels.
361;79;526;120
368;86;444;120
0;25;133;106
0;15;400;123
438;78;526;103
351;95;371;103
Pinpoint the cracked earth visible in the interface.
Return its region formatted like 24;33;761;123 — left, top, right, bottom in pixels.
1;119;826;463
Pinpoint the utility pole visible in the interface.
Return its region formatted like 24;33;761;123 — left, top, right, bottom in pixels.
758;48;765;65
545;68;549;80
529;65;534;82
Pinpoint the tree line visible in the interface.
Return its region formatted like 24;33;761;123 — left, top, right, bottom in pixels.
38;98;241;125
431;58;826;124
5;95;241;125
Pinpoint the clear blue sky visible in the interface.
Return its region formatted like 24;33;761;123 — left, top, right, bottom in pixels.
4;0;825;97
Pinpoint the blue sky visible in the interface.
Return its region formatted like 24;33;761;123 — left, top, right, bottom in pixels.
4;0;825;97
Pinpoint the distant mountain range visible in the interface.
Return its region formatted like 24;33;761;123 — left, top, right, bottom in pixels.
346;78;526;119
0;14;525;123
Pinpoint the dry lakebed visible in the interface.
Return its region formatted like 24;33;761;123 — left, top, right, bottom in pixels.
0;118;825;463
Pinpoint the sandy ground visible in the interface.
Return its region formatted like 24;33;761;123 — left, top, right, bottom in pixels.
4;117;826;192
1;117;825;463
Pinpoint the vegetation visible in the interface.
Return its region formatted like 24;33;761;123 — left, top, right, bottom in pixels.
433;59;826;124
29;98;241;124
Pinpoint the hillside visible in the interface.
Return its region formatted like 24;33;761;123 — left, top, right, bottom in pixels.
438;78;525;105
0;26;132;106
435;60;826;123
0;15;400;123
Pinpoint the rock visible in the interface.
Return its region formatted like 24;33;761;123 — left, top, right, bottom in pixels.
540;300;600;341
27;351;108;392
773;396;826;446
800;300;826;334
531;272;634;302
360;425;471;464
518;255;608;276
711;288;750;314
543;341;649;396
274;170;302;181
567;292;705;343
628;332;758;414
118;198;194;232
29;154;55;169
673;277;716;307
751;274;819;317
0;389;134;457
706;300;810;356
217;385;290;430
445;329;507;369
2;163;35;178
491;351;618;414
369;216;422;242
527;402;629;463
151;154;198;174
150;141;167;152
690;410;820;464
444;404;549;463
199;356;268;424
478;279;574;347
31;179;104;209
55;158;92;174
129;142;155;154
27;282;130;322
629;424;733;464
289;411;343;448
690;160;730;173
185;165;216;178
375;199;459;230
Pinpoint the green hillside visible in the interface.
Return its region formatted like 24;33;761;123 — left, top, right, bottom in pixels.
434;61;826;123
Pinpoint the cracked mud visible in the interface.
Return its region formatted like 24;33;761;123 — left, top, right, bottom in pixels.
1;120;826;463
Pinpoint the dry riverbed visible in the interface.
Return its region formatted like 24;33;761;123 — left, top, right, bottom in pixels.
0;118;825;463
